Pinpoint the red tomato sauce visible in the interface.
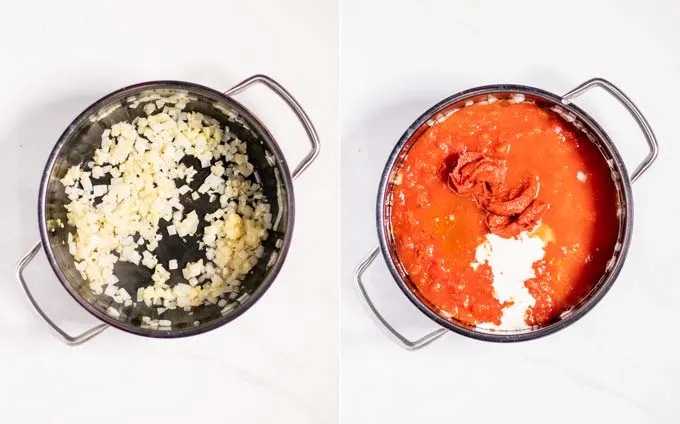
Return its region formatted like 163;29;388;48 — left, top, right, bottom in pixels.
389;100;619;327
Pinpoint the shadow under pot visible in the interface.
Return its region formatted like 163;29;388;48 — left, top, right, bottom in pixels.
18;75;320;344
356;78;658;349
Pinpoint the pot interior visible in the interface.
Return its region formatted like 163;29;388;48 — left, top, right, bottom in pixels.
40;82;292;337
380;87;632;341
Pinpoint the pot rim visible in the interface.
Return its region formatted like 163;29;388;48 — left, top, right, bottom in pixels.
38;80;296;338
376;83;634;342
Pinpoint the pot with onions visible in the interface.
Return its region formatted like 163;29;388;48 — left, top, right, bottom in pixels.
17;75;319;344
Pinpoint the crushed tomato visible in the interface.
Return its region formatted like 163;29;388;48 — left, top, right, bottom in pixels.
389;100;619;327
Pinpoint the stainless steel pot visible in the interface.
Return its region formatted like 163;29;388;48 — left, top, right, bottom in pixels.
355;78;657;349
17;75;319;344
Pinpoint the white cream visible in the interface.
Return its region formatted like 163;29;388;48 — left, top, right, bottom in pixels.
472;231;545;330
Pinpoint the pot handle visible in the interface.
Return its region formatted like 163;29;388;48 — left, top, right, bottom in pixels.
16;241;108;346
224;74;320;180
355;246;447;350
562;77;659;183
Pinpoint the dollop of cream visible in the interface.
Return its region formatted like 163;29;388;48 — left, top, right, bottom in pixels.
472;231;545;330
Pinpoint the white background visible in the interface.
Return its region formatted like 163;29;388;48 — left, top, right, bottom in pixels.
0;1;338;423
341;1;679;423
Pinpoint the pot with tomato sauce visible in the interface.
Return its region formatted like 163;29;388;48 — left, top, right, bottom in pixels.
356;78;658;348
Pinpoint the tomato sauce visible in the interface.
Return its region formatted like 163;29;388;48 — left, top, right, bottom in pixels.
389;100;620;328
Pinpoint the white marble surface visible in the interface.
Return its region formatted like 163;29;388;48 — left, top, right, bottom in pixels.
0;1;338;422
341;1;680;423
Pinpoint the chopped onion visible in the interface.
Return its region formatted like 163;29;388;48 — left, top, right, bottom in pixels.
60;103;272;315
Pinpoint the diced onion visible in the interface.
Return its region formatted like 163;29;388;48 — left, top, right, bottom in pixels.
60;102;272;316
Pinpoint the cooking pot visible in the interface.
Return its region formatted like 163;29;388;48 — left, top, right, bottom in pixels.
355;78;657;349
17;75;319;344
